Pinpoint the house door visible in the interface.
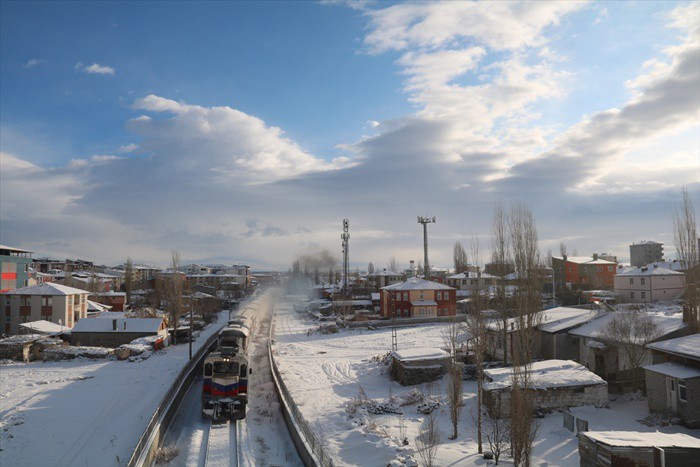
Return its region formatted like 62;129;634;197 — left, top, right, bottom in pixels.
594;354;606;378
666;377;677;411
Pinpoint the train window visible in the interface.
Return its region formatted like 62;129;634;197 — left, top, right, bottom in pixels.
240;365;247;377
214;361;240;375
204;363;213;377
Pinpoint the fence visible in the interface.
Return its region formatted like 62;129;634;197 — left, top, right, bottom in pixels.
127;325;223;467
268;308;334;467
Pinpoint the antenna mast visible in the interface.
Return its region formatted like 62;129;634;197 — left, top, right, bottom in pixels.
341;219;350;297
417;216;436;279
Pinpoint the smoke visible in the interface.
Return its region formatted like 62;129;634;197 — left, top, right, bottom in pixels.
297;247;338;271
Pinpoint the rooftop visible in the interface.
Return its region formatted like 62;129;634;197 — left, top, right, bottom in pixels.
615;266;682;276
646;334;700;360
72;317;164;333
580;431;699;449
569;312;686;341
383;278;454;291
3;282;90;296
484;359;606;391
644;362;700;380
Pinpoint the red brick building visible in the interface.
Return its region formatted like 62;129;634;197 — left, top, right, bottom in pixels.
552;254;617;289
380;278;456;318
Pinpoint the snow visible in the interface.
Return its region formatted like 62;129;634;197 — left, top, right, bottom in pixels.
71;317;164;333
569;312;686;339
646;334;700;359
392;348;448;362
18;320;66;335
580;430;700;448
483;360;606;390
615;266;682;276
271;298;697;466
0;307;233;466
643;362;700;380
538;307;601;333
382;278;453;291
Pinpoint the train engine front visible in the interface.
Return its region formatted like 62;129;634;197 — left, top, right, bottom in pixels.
202;322;250;422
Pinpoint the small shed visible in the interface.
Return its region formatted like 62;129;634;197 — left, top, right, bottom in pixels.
71;317;167;348
644;362;700;429
578;430;700;467
483;359;608;418
390;347;450;386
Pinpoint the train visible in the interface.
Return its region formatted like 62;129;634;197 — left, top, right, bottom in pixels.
202;316;251;422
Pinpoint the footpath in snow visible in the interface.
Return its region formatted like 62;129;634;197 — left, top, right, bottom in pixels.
0;307;235;467
271;300;699;467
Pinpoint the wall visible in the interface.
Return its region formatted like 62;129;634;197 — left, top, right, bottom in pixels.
484;383;608;418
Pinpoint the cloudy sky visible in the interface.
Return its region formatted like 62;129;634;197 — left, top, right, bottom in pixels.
1;1;699;270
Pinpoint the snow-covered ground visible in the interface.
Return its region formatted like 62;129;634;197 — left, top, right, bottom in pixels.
0;308;234;466
272;300;699;466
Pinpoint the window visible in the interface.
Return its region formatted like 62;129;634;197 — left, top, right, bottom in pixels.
679;380;687;401
631;292;635;299
42;296;53;307
569;267;572;273
583;267;587;272
641;292;646;300
437;292;442;300
608;266;613;271
629;278;634;285
641;278;646;286
403;292;408;300
420;291;424;300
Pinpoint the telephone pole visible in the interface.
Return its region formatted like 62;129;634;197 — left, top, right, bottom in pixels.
341;219;350;297
417;216;436;279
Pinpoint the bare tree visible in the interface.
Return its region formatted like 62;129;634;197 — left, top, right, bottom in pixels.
484;396;510;465
559;241;567;257
453;241;468;273
124;257;134;305
508;203;542;467
367;261;375;274
443;317;464;439
466;233;488;453
162;251;184;346
415;410;440;467
490;201;511;365
599;310;661;389
388;257;400;272
673;187;699;331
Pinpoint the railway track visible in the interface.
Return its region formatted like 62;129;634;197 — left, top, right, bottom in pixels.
203;420;240;467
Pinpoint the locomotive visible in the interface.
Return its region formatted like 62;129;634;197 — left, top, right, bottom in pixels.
202;317;251;421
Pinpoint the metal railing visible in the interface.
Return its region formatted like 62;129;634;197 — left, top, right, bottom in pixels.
268;308;334;467
127;325;223;467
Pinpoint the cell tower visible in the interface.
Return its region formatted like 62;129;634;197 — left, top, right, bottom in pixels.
417;216;436;279
341;219;350;297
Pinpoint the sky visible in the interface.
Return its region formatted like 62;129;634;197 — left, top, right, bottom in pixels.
1;0;699;270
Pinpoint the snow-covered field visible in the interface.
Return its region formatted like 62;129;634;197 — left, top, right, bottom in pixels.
0;309;234;466
272;301;699;466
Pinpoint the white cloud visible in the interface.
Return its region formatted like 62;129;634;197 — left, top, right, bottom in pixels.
23;58;43;68
117;143;138;154
75;62;115;75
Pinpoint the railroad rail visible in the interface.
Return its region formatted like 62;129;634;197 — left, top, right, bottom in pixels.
203;420;240;467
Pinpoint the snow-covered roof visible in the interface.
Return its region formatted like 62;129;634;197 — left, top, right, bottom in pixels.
411;300;438;306
94;291;126;297
391;347;449;362
615;266;682;276
644;362;700;380
383;278;454;291
87;300;112;312
3;282;90;296
368;270;403;277
19;320;67;335
553;256;616;265
580;431;700;449
646;334;700;360
0;244;32;254
538;307;602;333
72;317;163;333
447;272;499;280
484;359;606;391
95;311;128;319
569;312;686;340
370;293;379;300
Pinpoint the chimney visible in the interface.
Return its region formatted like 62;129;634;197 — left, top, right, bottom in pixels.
593;253;599;260
563;254;568;262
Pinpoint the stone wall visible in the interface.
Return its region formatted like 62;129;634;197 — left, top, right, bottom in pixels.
484;383;608;418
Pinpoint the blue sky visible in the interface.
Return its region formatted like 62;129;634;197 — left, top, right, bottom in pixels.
1;1;699;269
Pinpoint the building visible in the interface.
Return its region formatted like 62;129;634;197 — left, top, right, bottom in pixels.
91;291;127;311
630;241;663;267
578;431;700;467
552;254;617;289
71;317;168;347
569;312;688;390
483;360;608;418
367;269;404;290
445;270;500;292
390;348;450;385
379;278;455;318
1;283;89;335
1;245;33;293
644;334;700;428
614;265;685;303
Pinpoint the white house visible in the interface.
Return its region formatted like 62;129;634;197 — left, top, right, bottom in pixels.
614;265;685;303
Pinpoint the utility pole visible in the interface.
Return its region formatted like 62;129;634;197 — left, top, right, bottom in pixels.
417;216;436;279
341;219;350;297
